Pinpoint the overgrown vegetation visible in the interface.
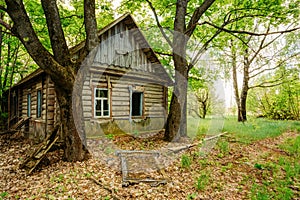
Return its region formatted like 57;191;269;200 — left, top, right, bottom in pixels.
189;116;300;143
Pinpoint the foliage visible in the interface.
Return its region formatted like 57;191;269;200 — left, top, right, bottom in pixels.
0;192;8;200
181;154;192;168
195;171;210;191
248;66;300;120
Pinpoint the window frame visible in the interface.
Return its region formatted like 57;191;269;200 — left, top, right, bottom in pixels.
131;91;144;118
36;89;42;118
94;88;110;118
27;93;31;117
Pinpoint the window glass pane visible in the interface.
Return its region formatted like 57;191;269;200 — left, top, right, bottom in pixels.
95;99;101;116
103;110;109;116
96;89;101;98
96;89;108;98
101;90;108;98
103;100;108;110
96;111;101;116
37;90;42;118
94;88;110;117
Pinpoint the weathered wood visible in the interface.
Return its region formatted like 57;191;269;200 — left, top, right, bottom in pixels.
167;132;227;153
20;125;59;174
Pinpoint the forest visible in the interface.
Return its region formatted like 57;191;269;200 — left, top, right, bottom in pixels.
0;0;299;199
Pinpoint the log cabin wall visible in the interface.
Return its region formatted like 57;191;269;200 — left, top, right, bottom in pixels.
83;73;168;137
82;19;169;137
9;71;57;141
9;14;172;139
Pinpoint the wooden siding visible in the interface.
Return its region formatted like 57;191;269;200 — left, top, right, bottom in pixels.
82;72;167;121
93;22;154;73
10;73;57;136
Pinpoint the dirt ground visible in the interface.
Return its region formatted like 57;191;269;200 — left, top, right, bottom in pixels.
0;131;299;199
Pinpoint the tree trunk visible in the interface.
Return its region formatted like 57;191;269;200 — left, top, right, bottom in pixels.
5;0;91;162
164;0;189;141
54;84;89;161
230;41;243;122
202;102;207;119
239;51;250;122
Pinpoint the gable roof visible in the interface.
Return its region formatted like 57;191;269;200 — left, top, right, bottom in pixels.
71;13;172;85
13;13;173;88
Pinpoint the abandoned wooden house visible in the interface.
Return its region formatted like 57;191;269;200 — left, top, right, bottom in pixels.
8;13;172;140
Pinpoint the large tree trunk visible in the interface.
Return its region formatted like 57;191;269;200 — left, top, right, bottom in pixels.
55;85;89;161
164;67;188;141
5;0;91;161
164;0;189;141
164;0;215;141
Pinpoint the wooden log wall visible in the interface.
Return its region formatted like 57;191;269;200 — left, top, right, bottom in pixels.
13;73;57;136
82;72;166;121
93;21;154;73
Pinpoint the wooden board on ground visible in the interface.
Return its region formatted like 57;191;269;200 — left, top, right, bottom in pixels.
20;125;59;174
116;150;167;187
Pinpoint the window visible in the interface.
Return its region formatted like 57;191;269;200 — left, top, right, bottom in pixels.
27;93;31;117
131;92;143;117
94;88;110;117
37;90;42;118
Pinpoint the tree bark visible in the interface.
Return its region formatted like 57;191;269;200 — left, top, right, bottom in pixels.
55;85;89;161
164;0;216;141
240;50;250;122
230;40;243;122
5;0;90;161
164;0;189;141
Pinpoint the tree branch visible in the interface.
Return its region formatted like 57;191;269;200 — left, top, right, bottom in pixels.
188;25;222;69
145;0;173;48
202;21;300;36
186;0;216;37
41;0;71;66
249;72;297;89
154;51;173;57
5;0;74;89
0;18;12;31
84;0;99;53
249;53;300;79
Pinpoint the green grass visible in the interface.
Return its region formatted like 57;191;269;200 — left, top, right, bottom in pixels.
223;117;300;143
187;116;300;143
249;133;300;199
181;154;192;168
195;171;210;191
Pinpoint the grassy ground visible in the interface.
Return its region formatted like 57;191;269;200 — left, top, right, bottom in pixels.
188;115;300;142
1;116;299;199
187;116;300;199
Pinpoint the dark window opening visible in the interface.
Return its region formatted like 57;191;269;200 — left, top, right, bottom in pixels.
131;92;143;116
37;90;42;118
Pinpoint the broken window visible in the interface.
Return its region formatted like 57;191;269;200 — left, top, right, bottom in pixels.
131;92;143;117
94;88;110;117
